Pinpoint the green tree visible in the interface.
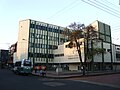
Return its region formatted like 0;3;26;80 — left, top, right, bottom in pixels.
63;22;104;75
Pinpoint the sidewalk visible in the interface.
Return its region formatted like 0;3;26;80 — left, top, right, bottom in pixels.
32;70;120;79
70;73;120;89
32;70;120;88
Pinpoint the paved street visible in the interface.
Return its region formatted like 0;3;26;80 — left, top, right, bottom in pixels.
0;69;119;90
67;74;120;88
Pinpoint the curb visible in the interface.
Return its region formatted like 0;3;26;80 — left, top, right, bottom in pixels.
32;71;120;79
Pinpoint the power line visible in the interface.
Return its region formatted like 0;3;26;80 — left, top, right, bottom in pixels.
111;27;120;32
47;0;120;23
101;0;120;10
87;0;120;18
112;26;120;29
111;25;120;30
112;28;120;31
81;0;120;34
45;0;120;33
54;0;84;22
94;0;120;15
0;43;10;44
46;0;79;20
81;0;120;18
110;22;120;28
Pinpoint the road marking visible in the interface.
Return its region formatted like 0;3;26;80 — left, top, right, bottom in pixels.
38;78;55;81
43;82;65;87
72;80;120;89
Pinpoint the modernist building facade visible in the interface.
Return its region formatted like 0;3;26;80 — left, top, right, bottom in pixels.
54;39;85;71
112;44;120;70
90;20;113;70
15;19;67;66
14;19;120;71
54;20;114;71
54;41;120;71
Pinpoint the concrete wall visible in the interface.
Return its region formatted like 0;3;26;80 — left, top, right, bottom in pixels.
113;65;120;70
54;40;85;63
93;41;102;62
68;64;79;71
103;42;111;62
16;19;30;62
93;41;111;62
90;20;99;32
13;52;17;63
112;44;120;63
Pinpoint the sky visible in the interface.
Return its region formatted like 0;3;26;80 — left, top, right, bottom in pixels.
0;0;120;49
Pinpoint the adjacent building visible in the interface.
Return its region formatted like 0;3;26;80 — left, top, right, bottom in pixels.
0;49;9;68
112;44;120;70
54;20;114;71
90;20;113;70
15;19;67;67
8;42;17;65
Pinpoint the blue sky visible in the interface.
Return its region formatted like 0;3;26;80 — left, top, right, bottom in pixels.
0;0;120;49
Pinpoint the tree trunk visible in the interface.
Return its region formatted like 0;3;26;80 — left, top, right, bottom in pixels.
75;40;85;76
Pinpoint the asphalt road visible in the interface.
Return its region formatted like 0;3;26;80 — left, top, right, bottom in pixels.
0;69;119;90
68;73;120;87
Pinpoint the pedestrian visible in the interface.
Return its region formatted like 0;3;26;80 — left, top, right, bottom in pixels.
39;69;43;76
42;69;46;77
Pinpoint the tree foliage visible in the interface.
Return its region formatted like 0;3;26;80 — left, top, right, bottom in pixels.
63;22;85;41
63;22;106;75
86;48;106;59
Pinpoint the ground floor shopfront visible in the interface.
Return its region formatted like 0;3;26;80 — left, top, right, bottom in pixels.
34;62;120;72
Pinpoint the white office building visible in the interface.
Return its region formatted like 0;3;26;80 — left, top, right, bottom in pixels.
14;19;120;71
14;19;67;66
54;20;114;71
112;44;120;70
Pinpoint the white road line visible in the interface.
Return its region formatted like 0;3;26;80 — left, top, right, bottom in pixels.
72;80;120;89
43;82;65;87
